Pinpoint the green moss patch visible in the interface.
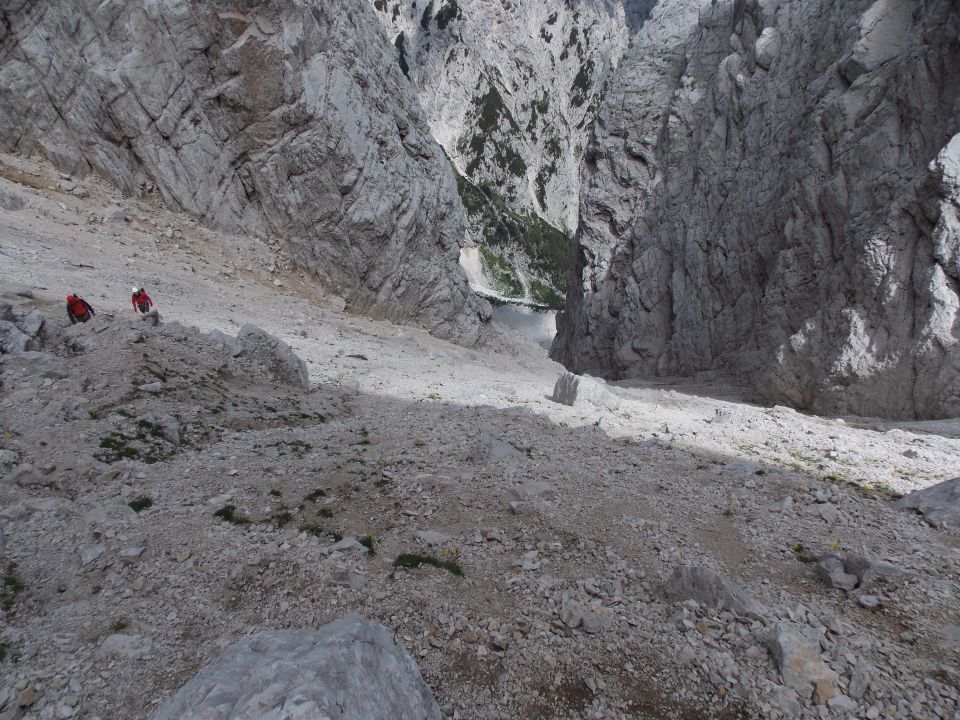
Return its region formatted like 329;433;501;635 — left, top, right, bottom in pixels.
394;553;463;577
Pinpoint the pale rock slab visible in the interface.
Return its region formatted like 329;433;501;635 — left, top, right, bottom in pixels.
665;565;766;617
767;620;840;703
150;616;441;720
551;372;621;410
896;477;960;529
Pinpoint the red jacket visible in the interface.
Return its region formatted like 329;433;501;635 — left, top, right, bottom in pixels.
66;295;94;318
132;289;153;313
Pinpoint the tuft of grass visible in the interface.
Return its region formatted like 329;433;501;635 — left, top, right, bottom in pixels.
88;408;99;419
271;510;293;528
0;642;8;662
792;543;817;564
99;432;140;461
268;489;282;497
360;535;375;555
317;508;333;519
213;505;249;525
267;439;313;457
303;489;326;502
846;479;903;501
299;524;342;542
128;496;153;513
109;618;129;633
394;553;463;577
2;563;25;611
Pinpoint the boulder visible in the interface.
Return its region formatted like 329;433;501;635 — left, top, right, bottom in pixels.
150;616;442;720
767;620;840;703
155;415;181;446
664;566;766;617
0;351;71;379
235;325;310;390
0;188;25;211
815;552;904;591
13;310;44;338
0;321;30;354
506;481;557;502
816;554;858;591
896;477;960;529
4;463;55;490
551;372;621;410
754;27;782;70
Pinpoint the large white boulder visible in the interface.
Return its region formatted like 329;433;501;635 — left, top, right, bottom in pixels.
551;372;621;410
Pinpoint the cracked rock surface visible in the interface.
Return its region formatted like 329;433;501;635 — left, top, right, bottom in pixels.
0;0;486;342
554;0;960;419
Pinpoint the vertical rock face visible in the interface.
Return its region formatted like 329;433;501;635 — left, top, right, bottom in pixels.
554;0;960;419
371;0;648;228
368;0;652;301
0;0;485;342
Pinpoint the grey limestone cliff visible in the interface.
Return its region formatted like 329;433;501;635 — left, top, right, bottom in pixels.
0;0;486;342
554;0;960;419
369;0;653;300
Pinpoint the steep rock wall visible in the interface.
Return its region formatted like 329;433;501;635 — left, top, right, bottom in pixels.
372;0;649;228
554;0;960;419
0;0;486;342
369;0;654;299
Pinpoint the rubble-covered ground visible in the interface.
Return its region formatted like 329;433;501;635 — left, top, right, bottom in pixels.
0;156;958;720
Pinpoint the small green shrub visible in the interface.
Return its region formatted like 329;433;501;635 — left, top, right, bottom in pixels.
300;525;342;542
1;564;24;611
394;553;463;577
793;543;817;564
360;535;376;555
272;510;293;528
304;489;326;502
213;505;249;525
128;496;153;513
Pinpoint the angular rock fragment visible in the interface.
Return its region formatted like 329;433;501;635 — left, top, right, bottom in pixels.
150;616;441;720
551;372;621;410
665;566;765;617
767;620;839;703
896;477;960;529
816;554;858;591
235;325;310;390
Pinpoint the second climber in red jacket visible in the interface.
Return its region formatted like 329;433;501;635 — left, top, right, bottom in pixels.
131;286;153;314
131;286;159;325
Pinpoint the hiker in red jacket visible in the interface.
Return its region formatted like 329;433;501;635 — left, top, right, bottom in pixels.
66;293;95;324
131;286;153;314
131;286;159;325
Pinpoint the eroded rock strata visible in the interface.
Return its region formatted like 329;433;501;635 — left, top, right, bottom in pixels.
0;0;485;341
554;0;960;419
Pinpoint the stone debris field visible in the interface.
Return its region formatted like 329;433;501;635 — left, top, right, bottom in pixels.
0;157;958;719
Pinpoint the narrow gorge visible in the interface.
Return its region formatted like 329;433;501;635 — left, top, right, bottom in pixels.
0;2;959;720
